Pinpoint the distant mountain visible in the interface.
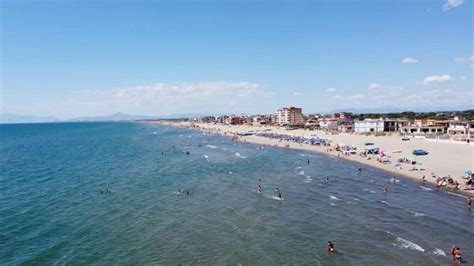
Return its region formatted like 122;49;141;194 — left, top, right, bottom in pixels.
69;112;156;122
0;113;58;124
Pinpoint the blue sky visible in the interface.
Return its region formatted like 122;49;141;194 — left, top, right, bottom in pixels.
1;0;472;118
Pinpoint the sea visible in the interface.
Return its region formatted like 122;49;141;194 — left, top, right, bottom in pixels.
1;122;473;265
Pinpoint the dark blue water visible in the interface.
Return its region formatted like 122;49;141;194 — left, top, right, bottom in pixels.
1;122;472;265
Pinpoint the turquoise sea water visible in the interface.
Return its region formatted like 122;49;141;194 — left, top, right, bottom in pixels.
1;122;473;265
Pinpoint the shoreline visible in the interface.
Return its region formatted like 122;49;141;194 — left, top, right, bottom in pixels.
150;121;474;198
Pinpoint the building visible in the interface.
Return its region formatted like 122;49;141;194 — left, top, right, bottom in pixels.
331;112;352;121
225;116;243;125
319;119;339;132
354;120;385;133
399;125;446;135
276;107;304;126
447;120;474;140
252;115;271;126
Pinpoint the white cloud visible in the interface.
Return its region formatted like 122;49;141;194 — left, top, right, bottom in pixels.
332;94;364;100
368;83;403;93
292;92;303;96
368;83;383;91
454;55;474;63
326;88;337;92
443;0;464;11
460;76;466;80
422;75;453;84
73;81;272;115
402;57;418;64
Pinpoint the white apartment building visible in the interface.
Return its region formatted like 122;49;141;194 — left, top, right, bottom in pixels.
276;107;304;126
354;120;385;133
447;120;474;140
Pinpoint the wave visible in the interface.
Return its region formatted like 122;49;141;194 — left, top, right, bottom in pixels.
446;192;468;199
206;145;217;149
387;231;425;252
234;152;247;158
297;170;305;176
380;201;426;218
204;155;209;161
432;248;446;256
295;166;302;170
263;194;284;201
419;186;433;191
330;195;339;200
413;212;426;217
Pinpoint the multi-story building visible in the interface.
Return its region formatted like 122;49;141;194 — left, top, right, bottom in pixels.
319;119;339;132
276;107;304;126
225;116;243;125
447;119;474;140
252;115;271;126
354;120;385;133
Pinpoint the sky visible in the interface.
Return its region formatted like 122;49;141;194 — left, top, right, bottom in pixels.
0;0;472;118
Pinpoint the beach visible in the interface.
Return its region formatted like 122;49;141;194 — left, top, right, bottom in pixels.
158;121;474;197
2;122;473;264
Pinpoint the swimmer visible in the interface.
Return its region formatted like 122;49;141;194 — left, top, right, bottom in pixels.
327;241;335;253
467;197;472;208
371;178;376;183
391;176;396;183
358;167;362;173
186;191;190;195
326;177;330;183
451;245;456;261
307;159;310;164
454;247;462;263
257;184;262;193
275;187;282;198
383;184;388;193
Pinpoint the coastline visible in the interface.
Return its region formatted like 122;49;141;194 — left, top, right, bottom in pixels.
150;121;474;198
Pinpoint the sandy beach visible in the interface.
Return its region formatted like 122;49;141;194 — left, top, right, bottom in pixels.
157;121;474;197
